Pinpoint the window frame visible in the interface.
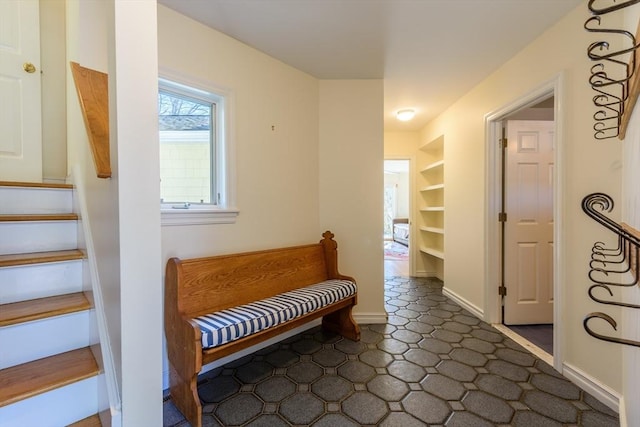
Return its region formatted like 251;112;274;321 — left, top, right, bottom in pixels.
158;71;237;226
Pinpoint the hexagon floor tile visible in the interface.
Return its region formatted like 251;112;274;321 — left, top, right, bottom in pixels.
164;276;620;426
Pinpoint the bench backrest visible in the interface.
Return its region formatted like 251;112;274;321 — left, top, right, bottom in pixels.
167;243;331;319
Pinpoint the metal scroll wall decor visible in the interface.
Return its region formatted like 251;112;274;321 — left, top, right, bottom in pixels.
585;0;640;140
582;193;640;347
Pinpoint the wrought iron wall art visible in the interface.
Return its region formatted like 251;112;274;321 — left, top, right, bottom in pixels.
585;0;640;140
581;192;640;347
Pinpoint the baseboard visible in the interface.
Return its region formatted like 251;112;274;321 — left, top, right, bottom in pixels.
619;395;628;427
562;362;621;414
354;312;388;324
442;286;484;319
413;270;436;278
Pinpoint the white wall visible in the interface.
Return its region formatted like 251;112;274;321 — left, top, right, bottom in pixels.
67;0;163;424
111;1;163;425
319;80;385;322
66;0;123;396
419;3;623;395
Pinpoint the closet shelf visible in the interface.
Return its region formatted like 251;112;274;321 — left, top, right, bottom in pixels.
420;246;444;260
419;135;444;152
420;184;444;192
420;206;444;212
420;226;444;234
420;160;444;173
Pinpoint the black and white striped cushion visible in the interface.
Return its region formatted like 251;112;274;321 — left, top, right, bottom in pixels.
193;279;357;349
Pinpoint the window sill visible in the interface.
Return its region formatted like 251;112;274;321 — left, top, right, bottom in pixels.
160;206;239;226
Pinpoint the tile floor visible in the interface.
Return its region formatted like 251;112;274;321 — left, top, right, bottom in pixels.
163;276;620;426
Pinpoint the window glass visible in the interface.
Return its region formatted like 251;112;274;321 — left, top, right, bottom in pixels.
158;84;216;205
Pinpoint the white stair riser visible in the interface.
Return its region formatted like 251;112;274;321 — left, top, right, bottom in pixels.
0;375;102;427
0;187;72;214
0;310;93;369
0;221;77;255
0;260;83;304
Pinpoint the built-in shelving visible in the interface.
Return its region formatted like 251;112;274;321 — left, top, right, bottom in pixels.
418;135;445;278
419;246;445;260
420;184;444;192
420;226;444;234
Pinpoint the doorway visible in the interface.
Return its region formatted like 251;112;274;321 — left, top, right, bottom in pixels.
485;79;563;370
384;159;410;277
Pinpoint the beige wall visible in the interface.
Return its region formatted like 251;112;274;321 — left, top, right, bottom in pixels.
319;80;385;321
158;5;321;258
419;4;623;394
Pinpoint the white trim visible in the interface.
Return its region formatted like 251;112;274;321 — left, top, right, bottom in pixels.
160;208;239;226
483;74;564;373
442;286;484;319
492;323;553;366
70;166;122;420
354;312;388;324
620;396;629;427
413;270;436;278
158;66;237;221
563;362;621;414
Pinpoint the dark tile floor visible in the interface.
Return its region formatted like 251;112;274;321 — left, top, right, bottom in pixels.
163;276;620;426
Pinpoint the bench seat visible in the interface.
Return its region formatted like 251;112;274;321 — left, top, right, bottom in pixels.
165;231;360;427
193;279;357;349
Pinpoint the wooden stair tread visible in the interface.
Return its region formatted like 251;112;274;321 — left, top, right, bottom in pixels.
0;292;91;327
0;347;99;407
0;213;78;222
0;249;84;268
68;414;102;427
0;181;73;189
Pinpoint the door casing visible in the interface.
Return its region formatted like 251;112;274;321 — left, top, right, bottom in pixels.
484;75;565;372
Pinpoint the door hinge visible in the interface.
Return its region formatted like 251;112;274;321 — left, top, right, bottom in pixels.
498;285;507;296
498;212;507;222
500;138;508;149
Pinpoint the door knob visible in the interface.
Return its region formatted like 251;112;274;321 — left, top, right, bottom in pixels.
23;62;36;73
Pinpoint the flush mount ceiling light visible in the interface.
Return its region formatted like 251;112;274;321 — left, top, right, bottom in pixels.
396;109;415;121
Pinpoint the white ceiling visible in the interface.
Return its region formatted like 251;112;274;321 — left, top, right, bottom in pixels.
158;0;582;131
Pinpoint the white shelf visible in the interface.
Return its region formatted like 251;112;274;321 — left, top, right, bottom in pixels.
420;160;444;173
420;226;444;234
420;184;444;192
420;206;444;212
419;135;444;152
420;246;445;259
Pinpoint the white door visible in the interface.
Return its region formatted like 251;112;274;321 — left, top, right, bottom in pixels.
0;0;42;182
503;120;554;325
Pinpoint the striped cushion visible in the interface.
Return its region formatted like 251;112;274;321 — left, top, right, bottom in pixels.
193;279;357;349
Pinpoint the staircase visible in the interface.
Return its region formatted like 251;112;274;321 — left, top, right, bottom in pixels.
0;181;103;427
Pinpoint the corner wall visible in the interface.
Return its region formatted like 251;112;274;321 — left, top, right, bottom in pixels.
319;80;386;322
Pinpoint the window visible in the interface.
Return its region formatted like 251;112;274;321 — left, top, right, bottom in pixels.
158;77;237;225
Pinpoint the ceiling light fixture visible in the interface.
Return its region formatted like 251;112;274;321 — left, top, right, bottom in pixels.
396;109;415;121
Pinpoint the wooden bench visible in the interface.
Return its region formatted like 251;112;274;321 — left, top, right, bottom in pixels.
164;231;361;427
